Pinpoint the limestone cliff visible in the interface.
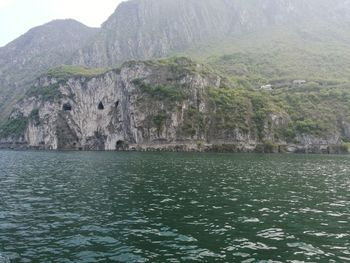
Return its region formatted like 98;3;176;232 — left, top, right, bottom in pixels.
0;58;347;153
1;58;226;150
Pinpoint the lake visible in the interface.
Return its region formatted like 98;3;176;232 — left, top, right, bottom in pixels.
0;151;349;262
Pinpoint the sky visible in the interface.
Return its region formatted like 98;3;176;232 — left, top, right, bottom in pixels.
0;0;124;47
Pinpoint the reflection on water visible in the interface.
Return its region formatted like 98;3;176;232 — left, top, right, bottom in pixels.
0;151;349;262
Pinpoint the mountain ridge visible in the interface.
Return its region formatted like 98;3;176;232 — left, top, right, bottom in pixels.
0;19;98;118
73;0;350;67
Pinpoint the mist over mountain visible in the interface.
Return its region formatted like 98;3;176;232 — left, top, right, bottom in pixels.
73;0;350;67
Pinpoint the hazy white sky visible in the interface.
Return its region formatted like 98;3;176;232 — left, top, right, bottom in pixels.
0;0;124;47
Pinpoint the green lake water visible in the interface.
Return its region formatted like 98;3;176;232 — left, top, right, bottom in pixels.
0;151;349;262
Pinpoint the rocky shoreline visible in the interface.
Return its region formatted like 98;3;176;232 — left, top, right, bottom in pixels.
1;141;348;154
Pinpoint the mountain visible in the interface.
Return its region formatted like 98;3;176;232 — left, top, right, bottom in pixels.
2;0;350;152
73;0;350;67
1;0;350;113
0;19;98;118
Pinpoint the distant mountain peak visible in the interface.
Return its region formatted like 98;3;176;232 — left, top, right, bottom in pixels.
73;0;350;67
0;19;98;118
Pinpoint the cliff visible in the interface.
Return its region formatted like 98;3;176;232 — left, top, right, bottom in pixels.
1;58;349;153
73;0;350;67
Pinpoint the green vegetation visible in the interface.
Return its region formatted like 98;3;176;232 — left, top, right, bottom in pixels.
295;120;325;135
4;30;350;144
29;109;40;125
182;106;206;136
207;86;293;139
3;55;350;144
254;141;279;153
14;65;107;104
153;111;168;130
341;143;350;153
0;109;41;138
326;144;350;154
133;79;186;102
204;82;350;141
0;116;28;138
262;141;278;153
26;84;62;102
278;86;350;137
45;65;107;83
208;87;251;133
280;128;297;143
146;57;203;72
181;27;350;88
338;144;349;153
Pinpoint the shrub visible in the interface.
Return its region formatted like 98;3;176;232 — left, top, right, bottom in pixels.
153;112;167;129
0;116;28;138
29;109;40;125
132;79;185;102
263;141;278;153
340;144;349;153
295;119;326;135
207;87;251;132
182;106;205;136
255;141;278;153
26;84;62;102
280;128;296;142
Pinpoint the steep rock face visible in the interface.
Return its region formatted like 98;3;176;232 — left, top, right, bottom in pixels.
340;120;350;141
0;19;98;119
73;0;350;67
5;59;223;150
0;58;291;151
1;58;344;152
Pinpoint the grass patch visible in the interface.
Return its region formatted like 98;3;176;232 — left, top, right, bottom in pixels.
133;79;186;102
26;84;62;102
0;116;28;138
45;65;107;83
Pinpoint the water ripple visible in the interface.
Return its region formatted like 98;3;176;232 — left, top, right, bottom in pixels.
0;151;349;262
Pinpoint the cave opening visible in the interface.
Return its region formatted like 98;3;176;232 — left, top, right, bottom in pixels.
63;103;72;111
115;101;119;108
116;140;128;151
98;102;104;110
